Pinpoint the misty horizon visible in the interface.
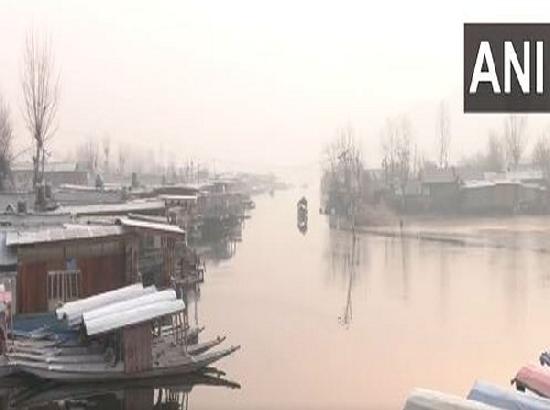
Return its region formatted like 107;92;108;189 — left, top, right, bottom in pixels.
1;1;550;176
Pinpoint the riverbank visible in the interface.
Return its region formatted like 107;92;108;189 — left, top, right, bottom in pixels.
355;214;550;252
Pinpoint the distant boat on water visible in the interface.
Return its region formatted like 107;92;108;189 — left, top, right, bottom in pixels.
297;197;308;234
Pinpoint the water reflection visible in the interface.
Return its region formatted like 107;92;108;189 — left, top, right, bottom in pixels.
191;220;245;263
3;371;240;409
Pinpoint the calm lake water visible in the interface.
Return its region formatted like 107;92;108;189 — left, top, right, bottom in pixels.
191;187;550;409
12;186;550;409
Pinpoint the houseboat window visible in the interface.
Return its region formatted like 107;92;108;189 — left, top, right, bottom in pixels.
47;270;81;311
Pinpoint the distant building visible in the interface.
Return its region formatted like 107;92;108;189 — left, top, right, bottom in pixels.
420;168;460;212
11;162;88;191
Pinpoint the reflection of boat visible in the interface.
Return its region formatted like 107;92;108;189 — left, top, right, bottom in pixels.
12;369;240;408
297;197;308;234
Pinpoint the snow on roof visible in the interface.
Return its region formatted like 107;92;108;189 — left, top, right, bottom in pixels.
421;168;457;184
11;162;81;173
160;194;198;201
461;180;496;189
117;217;185;236
56;284;155;324
58;183;121;193
5;224;124;247
56;200;165;216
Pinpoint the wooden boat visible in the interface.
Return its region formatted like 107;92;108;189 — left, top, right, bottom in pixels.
468;380;550;409
513;364;550;397
297;197;308;233
0;356;13;378
9;325;205;357
12;345;240;382
402;388;499;410
8;285;240;382
7;335;226;364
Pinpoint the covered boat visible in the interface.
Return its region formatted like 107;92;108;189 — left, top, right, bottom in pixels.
468;380;550;409
402;388;500;410
513;365;550;397
297;196;308;233
11;284;240;382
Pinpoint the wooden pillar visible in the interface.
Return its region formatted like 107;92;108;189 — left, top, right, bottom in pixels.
161;235;176;287
125;236;139;284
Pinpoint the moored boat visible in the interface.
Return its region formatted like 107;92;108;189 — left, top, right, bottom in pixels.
402;388;499;410
513;364;550;397
468;380;550;409
6;284;240;382
12;345;240;382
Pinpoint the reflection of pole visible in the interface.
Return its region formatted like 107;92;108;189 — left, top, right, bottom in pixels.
340;203;357;328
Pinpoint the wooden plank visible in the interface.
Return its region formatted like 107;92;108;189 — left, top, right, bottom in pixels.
123;323;152;374
17;261;48;313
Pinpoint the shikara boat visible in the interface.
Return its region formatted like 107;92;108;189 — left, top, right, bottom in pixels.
12;345;240;382
7;335;226;364
513;364;550;397
9;284;240;382
468;380;550;409
402;388;499;410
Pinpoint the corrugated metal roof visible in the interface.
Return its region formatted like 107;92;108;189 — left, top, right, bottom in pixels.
6;224;124;247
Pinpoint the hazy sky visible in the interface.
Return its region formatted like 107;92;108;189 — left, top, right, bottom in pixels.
0;0;550;174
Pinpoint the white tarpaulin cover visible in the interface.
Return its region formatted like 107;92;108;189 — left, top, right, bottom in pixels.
403;389;500;410
84;299;185;336
82;289;177;323
467;380;550;410
56;284;154;323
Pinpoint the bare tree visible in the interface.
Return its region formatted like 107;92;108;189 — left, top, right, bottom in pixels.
77;136;99;172
0;97;13;191
504;115;527;169
21;30;60;190
118;144;126;175
532;133;550;179
437;100;451;169
102;133;110;174
380;116;412;190
381;118;398;184
322;125;364;218
486;131;504;172
396;116;412;190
